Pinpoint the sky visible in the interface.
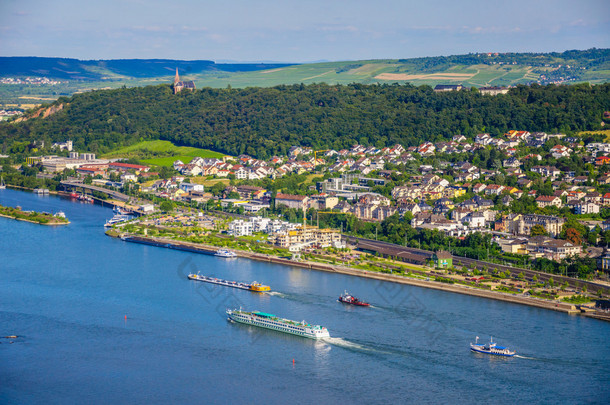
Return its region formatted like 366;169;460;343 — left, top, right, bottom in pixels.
1;0;609;62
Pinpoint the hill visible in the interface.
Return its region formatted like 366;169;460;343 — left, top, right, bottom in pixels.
0;57;293;80
1;49;608;110
1;82;608;160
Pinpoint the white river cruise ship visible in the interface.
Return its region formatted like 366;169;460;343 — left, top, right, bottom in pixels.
226;309;330;339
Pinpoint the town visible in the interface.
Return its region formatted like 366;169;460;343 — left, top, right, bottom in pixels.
6;122;610;276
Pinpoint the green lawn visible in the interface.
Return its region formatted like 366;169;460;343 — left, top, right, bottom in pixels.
102;140;227;167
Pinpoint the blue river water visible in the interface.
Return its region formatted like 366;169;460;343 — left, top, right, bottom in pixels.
1;188;609;404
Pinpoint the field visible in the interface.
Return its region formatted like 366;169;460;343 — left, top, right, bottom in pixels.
188;62;571;89
2;52;608;109
190;177;231;187
102;140;227;167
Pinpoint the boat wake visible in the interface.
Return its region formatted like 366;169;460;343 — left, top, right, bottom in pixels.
264;291;287;298
321;337;375;352
514;354;537;360
321;337;402;357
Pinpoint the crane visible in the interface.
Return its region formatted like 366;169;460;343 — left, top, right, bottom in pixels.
313;150;329;165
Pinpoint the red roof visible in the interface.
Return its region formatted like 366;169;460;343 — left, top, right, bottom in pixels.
276;193;307;201
109;162;149;170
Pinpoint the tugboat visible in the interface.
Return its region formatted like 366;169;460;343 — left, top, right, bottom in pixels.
470;336;515;357
338;290;370;307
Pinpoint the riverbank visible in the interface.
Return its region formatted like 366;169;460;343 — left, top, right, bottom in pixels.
108;232;608;321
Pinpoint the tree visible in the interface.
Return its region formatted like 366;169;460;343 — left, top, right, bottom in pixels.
530;224;548;237
160;200;175;212
210;182;226;196
565;228;582;245
159;166;173;180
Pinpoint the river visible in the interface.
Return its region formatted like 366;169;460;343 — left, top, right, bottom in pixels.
1;188;608;404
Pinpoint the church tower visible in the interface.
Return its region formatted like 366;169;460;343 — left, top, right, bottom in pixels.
172;67;194;94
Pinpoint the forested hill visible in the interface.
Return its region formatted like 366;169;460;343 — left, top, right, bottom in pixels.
0;57;292;80
1;82;609;159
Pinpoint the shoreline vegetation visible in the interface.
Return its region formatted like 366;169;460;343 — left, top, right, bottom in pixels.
105;230;610;322
0;203;69;225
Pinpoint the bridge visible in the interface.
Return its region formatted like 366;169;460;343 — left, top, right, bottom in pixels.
60;180;131;202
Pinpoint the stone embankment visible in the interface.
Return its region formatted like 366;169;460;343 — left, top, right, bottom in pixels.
110;233;607;321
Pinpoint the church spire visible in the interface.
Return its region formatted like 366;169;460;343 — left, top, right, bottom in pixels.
174;67;180;84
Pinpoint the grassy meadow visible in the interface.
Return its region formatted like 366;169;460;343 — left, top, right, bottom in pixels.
102;140;227;167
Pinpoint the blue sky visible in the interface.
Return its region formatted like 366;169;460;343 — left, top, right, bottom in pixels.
1;0;608;62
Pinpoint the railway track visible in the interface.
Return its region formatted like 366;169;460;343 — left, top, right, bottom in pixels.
346;236;609;295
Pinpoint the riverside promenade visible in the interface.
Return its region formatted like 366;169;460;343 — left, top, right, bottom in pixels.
109;232;609;321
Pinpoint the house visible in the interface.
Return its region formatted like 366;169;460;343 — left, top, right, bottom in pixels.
473;183;487;194
236;185;266;199
550;145;572;159
535;195;562;208
228;219;254;237
597;249;610;271
503;157;521;168
527;236;582;260
584;192;602;204
479;86;509;95
500;195;514;206
451;207;472;222
505;130;531;142
574;202;600;215
180;183;204;193
180;164;202;176
121;173;137;182
595;156;610;166
433;84;464;92
512;214;566;237
432;251;453;268
598;175;610;185
474;133;492;145
275;193;309;210
484;184;505;196
400;202;421;217
309;194;339;210
531;166;560;178
463;212;486;228
517;178;533;189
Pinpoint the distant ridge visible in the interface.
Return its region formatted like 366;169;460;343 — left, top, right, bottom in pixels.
0;57;294;80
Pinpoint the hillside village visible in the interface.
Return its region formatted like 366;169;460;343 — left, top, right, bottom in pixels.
14;126;610;270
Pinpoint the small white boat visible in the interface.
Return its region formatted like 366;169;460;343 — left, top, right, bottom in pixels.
0;176;6;190
214;249;237;258
470;336;515;357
